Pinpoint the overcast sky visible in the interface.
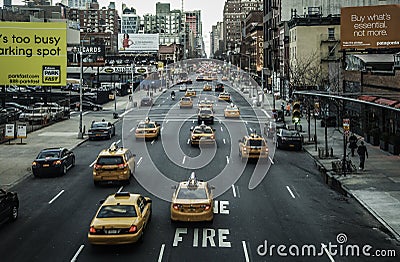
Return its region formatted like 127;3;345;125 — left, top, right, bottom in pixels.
3;0;226;56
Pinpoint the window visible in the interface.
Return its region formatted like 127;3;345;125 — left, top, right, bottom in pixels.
328;28;335;40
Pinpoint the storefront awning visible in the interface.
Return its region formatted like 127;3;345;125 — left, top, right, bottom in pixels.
375;98;398;107
358;95;378;102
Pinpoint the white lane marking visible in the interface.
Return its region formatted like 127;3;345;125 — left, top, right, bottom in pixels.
223;138;226;144
117;186;123;193
192;120;195;123
231;184;236;198
245;121;248;125
220;126;223;132
261;108;271;118
137;157;143;167
119;108;133;117
268;156;274;164
158;244;165;262
166;120;169;123
151;139;156;145
226;156;230;164
89;159;96;167
187;139;190;145
322;244;335;262
182;155;186;164
249;128;253;132
129;126;135;132
161;126;164;132
49;190;65;204
162;100;165;103
158;104;161;107
286;186;296;199
242;241;250;262
236;186;241;198
219;120;222;124
70;244;85;262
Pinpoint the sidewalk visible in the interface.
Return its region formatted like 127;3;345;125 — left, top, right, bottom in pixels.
0;88;158;189
259;92;400;241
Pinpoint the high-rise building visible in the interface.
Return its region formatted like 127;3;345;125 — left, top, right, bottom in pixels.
121;7;140;34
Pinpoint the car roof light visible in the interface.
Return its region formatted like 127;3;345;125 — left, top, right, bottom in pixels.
115;192;130;198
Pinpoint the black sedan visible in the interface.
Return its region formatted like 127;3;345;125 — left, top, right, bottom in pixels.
215;83;224;92
72;101;102;111
88;121;115;140
276;129;304;151
0;189;19;225
32;148;75;177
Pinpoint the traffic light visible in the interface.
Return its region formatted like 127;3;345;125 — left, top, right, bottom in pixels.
292;101;301;123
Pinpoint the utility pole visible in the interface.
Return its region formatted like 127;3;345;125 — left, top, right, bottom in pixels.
182;0;186;60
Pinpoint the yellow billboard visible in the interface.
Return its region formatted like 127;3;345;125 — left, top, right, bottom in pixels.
0;22;67;86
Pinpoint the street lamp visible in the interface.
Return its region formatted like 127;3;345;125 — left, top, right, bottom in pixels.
78;50;83;139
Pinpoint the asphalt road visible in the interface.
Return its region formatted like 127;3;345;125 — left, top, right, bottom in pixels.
0;81;399;262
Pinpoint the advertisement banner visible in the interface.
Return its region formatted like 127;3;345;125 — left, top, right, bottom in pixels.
118;34;159;52
67;45;105;66
0;22;67;86
5;124;15;139
341;5;400;50
17;124;27;139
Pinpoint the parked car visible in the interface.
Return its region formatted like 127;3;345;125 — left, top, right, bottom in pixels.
73;101;102;111
19;107;50;124
0;188;19;224
32;147;75;177
5;102;29;111
88;121;116;140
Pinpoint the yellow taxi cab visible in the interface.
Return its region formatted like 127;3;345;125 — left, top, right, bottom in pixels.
221;76;228;81
238;132;269;160
224;103;240;118
88;192;152;245
203;83;212;91
197;99;214;111
135;117;161;140
218;92;231;102
171;173;214;222
185;88;197;97
180;97;193;108
190;123;216;146
92;142;136;186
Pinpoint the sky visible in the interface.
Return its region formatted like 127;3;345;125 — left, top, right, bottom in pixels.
4;0;226;56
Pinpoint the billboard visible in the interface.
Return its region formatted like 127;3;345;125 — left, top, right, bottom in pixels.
118;34;159;53
0;22;67;86
341;5;400;50
67;45;105;66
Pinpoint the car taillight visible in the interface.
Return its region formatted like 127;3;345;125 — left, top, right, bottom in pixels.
211;135;215;139
173;204;182;210
128;225;137;233
118;163;128;169
89;226;97;234
94;164;102;170
53;160;62;165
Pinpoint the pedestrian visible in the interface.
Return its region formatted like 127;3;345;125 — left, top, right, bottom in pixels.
281;102;285;111
285;103;291;116
357;141;368;170
348;133;358;156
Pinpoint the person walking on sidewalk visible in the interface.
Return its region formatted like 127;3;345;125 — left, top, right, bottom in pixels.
285;103;291;116
348;133;358;157
357;141;368;170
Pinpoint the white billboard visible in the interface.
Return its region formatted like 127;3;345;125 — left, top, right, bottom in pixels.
118;34;159;52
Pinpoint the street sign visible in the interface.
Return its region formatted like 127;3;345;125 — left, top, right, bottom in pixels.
17;124;27;139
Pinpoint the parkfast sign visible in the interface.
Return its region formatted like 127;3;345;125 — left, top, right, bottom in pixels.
341;5;400;50
0;22;67;86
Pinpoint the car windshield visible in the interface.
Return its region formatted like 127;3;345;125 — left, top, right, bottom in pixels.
200;109;212;115
282;130;300;136
97;205;137;218
97;156;124;165
176;187;208;200
38;150;60;159
247;139;266;147
193;127;213;134
182;98;191;101
137;123;155;128
92;122;108;128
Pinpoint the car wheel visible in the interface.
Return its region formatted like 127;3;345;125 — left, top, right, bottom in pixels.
93;181;100;186
10;205;18;221
71;157;75;167
62;164;67;176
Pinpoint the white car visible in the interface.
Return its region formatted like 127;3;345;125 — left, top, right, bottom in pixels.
179;85;187;92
